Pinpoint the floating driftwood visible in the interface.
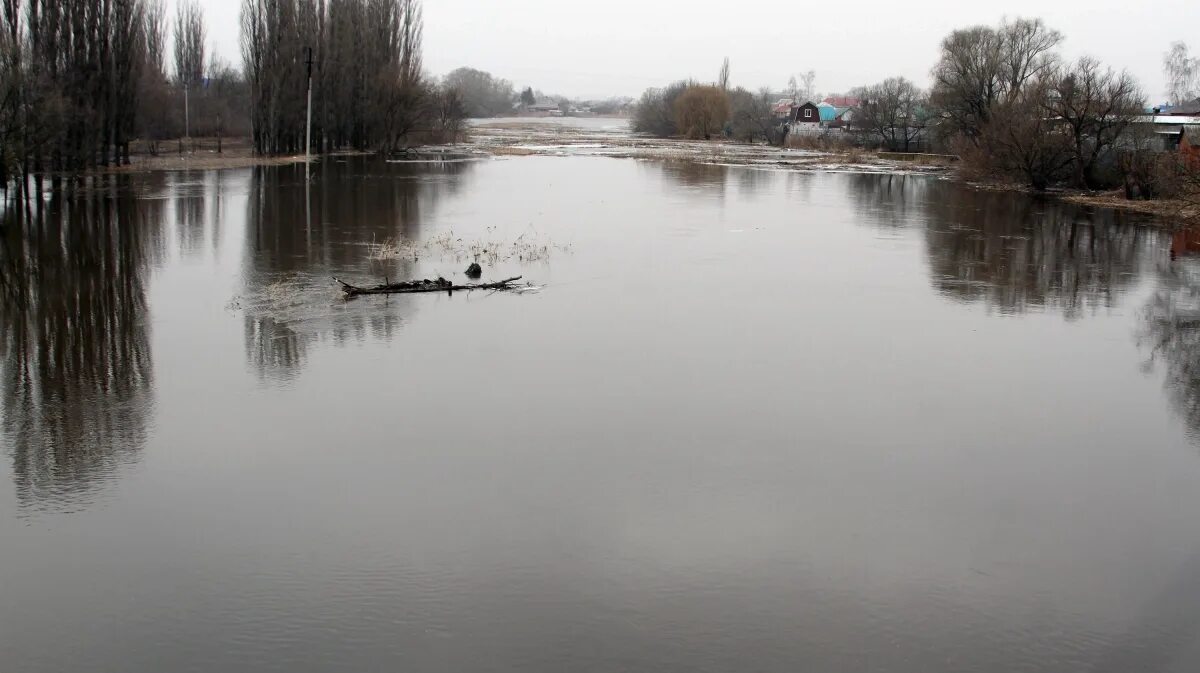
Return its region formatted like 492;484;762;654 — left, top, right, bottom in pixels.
334;275;524;297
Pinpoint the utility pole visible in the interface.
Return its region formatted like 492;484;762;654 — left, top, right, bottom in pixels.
183;84;190;151
305;46;314;161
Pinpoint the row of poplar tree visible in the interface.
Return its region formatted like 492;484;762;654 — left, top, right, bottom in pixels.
0;0;438;185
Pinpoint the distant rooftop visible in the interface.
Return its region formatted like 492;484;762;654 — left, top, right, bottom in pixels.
822;95;861;108
1157;98;1200;115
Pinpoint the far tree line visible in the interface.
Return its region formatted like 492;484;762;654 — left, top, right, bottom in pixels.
634;22;1200;198
442;67;631;118
0;0;540;188
0;0;629;191
0;0;458;174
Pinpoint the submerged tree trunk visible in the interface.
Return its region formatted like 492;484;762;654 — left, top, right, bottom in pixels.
334;276;525;297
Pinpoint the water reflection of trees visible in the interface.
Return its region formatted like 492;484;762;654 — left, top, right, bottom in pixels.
174;172;209;257
923;192;1158;318
0;177;165;506
655;160;789;199
1141;234;1200;439
658;161;730;192
1121;243;1200;666
242;159;471;379
844;173;932;229
846;175;1160;318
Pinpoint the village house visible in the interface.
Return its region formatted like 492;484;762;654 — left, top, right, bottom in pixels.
776;95;862;144
1139;98;1200;151
788;101;822;133
771;98;795;121
822;95;861;108
820;96;860;128
793;101;820;125
818;103;856;128
528;98;562;116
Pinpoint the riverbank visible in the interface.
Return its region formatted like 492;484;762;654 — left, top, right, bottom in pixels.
959;176;1199;226
470;119;1200;225
98;126;1197;227
1060;191;1198;224
109;147;309;172
101;140;478;174
468;119;952;176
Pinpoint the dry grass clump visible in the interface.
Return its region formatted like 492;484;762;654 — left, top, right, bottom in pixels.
367;227;571;265
785;133;856;151
489;147;540;156
367;236;419;261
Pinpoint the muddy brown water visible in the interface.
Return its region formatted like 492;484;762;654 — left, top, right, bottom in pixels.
4;154;1200;673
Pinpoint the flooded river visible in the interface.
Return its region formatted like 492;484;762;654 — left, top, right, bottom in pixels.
4;150;1200;672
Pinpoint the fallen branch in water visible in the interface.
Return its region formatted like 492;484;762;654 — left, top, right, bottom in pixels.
334;275;524;297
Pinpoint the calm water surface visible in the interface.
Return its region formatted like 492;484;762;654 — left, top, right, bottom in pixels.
4;155;1200;672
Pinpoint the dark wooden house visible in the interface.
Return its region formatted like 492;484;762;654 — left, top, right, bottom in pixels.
792;101;821;126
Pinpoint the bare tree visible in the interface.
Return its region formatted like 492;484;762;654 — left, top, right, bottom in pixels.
173;1;205;88
717;57;730;91
1164;42;1199;106
930;17;1062;143
728;87;781;144
145;0;166;77
1047;57;1144;188
137;0;174;154
799;70;816;103
0;0;24;184
397;0;423;87
982;75;1074;190
433;84;466;142
174;0;205;144
242;0;430;155
111;0;148;164
851;77;927;151
997;18;1063;96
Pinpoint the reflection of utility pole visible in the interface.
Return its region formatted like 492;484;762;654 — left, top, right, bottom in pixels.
304;46;314;250
305;46;314;162
306;156;312;250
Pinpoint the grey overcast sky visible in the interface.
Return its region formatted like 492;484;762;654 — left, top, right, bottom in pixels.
198;0;1196;102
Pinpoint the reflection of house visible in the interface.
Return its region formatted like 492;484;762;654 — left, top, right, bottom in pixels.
1171;225;1200;260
